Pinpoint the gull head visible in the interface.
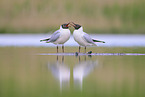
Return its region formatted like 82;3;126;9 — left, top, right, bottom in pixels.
61;23;70;29
71;22;82;30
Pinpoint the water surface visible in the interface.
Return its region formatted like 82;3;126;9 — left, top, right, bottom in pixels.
0;47;145;97
1;34;145;47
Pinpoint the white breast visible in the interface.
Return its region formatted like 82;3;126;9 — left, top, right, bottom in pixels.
73;30;87;46
73;30;93;46
54;29;70;44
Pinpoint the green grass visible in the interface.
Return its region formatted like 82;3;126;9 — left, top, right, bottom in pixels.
0;0;145;34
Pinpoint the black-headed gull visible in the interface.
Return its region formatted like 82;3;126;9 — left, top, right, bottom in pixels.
71;22;105;53
40;23;71;53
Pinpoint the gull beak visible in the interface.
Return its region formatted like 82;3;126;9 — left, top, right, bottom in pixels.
70;22;76;27
66;23;69;26
66;22;71;27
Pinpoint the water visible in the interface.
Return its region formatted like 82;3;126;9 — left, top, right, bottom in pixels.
0;34;145;97
0;34;145;47
0;47;145;97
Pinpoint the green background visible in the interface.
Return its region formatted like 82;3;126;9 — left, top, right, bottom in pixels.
0;0;145;34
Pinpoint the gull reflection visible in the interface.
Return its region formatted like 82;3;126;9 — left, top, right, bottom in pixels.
73;56;98;90
48;55;99;91
48;56;70;90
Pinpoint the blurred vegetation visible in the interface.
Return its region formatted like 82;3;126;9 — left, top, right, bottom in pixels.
0;0;145;34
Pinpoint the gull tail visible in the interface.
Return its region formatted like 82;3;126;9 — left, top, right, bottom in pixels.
40;38;50;42
92;39;105;43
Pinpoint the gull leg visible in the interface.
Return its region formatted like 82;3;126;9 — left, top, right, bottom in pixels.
62;45;64;53
79;46;81;53
57;45;58;53
85;46;86;53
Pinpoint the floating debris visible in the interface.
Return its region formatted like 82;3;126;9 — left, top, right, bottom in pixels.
75;52;79;56
37;53;145;56
87;51;92;54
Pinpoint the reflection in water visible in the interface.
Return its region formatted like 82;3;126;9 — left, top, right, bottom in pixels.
74;56;98;90
48;55;98;91
48;56;70;90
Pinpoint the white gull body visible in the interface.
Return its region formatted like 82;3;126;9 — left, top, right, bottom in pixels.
40;24;71;53
50;26;71;44
73;27;96;46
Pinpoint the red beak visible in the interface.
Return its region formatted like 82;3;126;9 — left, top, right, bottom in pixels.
66;23;70;27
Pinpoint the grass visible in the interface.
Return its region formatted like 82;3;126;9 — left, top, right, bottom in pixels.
0;0;145;34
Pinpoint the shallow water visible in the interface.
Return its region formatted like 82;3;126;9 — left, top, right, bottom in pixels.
0;34;145;47
0;47;145;97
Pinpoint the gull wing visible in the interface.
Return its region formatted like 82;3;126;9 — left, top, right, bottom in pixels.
49;30;60;42
83;33;94;43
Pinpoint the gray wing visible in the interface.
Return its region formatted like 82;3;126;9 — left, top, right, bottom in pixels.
49;30;60;42
83;33;94;43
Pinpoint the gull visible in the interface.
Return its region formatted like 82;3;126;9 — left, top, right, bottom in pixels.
71;22;105;53
40;23;71;53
